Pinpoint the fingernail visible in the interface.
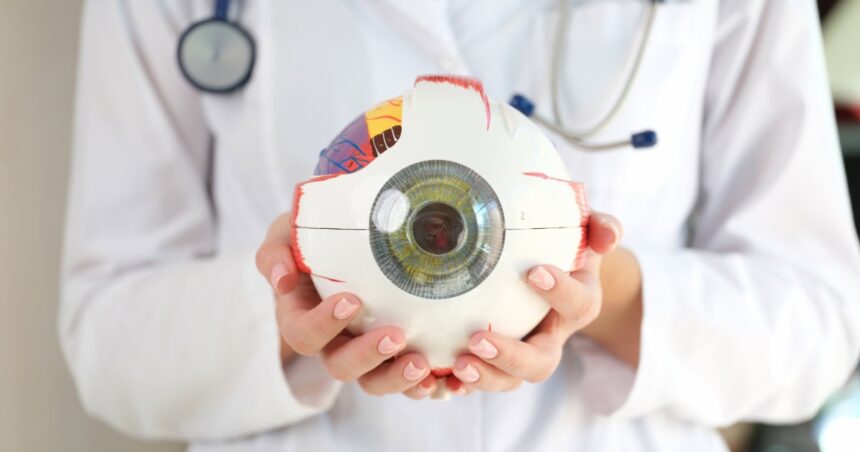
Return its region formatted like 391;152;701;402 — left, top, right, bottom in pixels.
601;218;621;243
454;363;480;383
453;387;467;396
332;297;359;320
528;266;555;290
469;338;498;359
377;335;404;355
416;379;435;396
270;262;289;290
403;362;427;381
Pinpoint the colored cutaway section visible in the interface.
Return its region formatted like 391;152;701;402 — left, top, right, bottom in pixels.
315;97;404;175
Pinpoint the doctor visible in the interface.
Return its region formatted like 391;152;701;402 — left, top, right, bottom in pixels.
60;1;860;451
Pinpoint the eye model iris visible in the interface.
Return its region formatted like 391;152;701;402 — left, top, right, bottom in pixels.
369;160;505;300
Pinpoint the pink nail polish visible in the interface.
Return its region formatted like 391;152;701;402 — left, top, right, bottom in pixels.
454;364;480;383
270;262;288;290
528;266;555;290
403;362;426;381
470;338;498;359
601;218;621;243
377;336;404;355
333;298;359;320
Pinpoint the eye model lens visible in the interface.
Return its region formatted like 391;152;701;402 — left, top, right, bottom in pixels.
370;160;505;299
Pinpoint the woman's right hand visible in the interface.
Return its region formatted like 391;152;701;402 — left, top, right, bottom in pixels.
255;212;438;399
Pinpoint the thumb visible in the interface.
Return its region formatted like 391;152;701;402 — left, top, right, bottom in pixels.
255;212;301;295
587;212;622;255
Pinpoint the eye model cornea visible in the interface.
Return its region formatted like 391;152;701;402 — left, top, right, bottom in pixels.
369;160;505;300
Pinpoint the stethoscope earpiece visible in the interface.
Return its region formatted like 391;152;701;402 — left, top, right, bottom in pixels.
631;130;658;149
509;94;537;118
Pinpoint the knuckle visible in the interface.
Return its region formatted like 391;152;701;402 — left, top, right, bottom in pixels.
524;364;550;383
526;356;561;383
285;333;316;357
254;247;268;272
317;317;344;339
570;296;601;328
325;360;354;382
357;378;384;396
582;298;601;323
495;354;519;374
403;391;422;400
331;372;353;383
524;370;548;384
545;312;564;333
503;379;523;392
556;285;579;307
356;340;382;364
292;343;316;357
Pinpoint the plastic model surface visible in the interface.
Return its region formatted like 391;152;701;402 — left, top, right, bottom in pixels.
292;75;589;373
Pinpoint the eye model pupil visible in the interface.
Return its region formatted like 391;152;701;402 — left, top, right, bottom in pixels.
411;202;464;255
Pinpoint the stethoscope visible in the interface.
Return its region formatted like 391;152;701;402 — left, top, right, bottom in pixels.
177;0;254;94
177;0;660;151
511;0;661;150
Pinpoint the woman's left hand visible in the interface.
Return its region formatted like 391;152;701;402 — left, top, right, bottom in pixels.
447;212;622;395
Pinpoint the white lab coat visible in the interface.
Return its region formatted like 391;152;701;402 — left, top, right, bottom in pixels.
60;0;860;451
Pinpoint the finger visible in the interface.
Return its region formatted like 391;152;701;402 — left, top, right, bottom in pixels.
255;212;300;294
445;376;471;396
320;326;406;382
277;292;362;356
403;375;438;400
466;330;562;383
526;264;601;322
587;212;622;255
357;352;430;396
452;354;522;392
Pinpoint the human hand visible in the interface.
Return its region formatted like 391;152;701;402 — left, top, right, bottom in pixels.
446;212;623;395
255;212;439;398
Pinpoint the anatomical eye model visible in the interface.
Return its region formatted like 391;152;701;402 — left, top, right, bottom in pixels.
292;75;589;388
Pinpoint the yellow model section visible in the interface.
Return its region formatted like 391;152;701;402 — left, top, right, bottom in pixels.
365;96;403;137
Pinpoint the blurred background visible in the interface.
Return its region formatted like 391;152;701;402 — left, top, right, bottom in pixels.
0;1;857;451
0;1;181;451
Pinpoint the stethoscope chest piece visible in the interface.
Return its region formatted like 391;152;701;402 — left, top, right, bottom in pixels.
177;17;255;94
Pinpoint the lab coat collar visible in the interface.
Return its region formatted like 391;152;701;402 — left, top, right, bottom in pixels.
367;0;472;75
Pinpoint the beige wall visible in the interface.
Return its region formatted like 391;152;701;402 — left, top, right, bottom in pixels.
0;1;183;451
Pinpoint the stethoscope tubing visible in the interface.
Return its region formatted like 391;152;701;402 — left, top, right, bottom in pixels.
550;0;658;138
512;0;661;151
180;0;659;150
